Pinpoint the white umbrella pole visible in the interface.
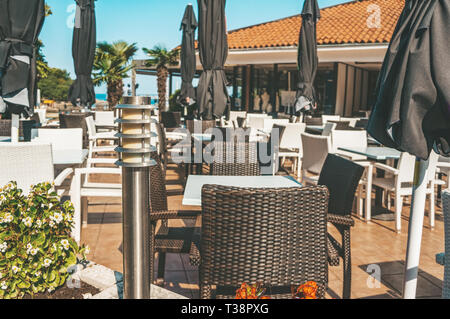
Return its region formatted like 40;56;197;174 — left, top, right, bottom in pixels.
11;113;19;144
403;157;430;299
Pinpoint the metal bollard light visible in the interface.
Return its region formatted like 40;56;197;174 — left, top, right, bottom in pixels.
115;104;157;299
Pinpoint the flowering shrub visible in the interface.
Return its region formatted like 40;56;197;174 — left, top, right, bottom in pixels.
292;281;318;299
235;282;271;299
0;182;89;299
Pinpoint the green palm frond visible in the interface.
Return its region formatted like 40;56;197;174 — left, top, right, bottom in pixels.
142;45;180;69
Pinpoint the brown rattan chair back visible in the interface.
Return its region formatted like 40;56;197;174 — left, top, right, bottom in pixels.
186;119;216;134
149;151;168;212
210;141;260;176
161;112;182;130
155;123;168;172
199;185;329;299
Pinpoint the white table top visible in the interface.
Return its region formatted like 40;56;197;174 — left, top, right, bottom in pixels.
53;149;89;165
338;146;401;161
183;175;302;206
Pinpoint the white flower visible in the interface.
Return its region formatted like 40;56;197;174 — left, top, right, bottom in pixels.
22;217;32;227
0;282;7;290
36;219;42;228
2;213;13;223
0;242;7;253
43;258;52;268
49;220;55;228
30;248;39;256
35;271;41;277
60;239;70;251
50;213;63;225
85;246;91;255
12;266;19;274
48;287;55;293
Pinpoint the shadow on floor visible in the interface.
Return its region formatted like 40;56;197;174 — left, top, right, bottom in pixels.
359;261;442;298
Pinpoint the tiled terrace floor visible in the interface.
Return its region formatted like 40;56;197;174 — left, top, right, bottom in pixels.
81;164;445;299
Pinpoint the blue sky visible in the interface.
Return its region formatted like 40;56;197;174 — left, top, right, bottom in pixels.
40;0;348;95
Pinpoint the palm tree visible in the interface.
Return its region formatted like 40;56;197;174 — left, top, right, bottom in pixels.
93;41;138;108
142;45;179;115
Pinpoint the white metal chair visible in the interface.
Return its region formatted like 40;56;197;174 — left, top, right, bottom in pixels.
85;116;118;184
300;133;333;185
322;122;337;136
331;130;368;161
340;117;359;127
246;116;266;130
70;167;122;244
372;151;439;233
278;123;306;179
262;118;290;133
322;115;340;123
0;143;73;197
228;111;247;128
94;111;117;132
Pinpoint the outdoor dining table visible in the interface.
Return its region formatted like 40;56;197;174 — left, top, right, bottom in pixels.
337;146;401;221
337;146;401;161
183;175;302;206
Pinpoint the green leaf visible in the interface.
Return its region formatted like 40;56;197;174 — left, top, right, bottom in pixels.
35;232;46;246
48;270;57;282
17;280;31;289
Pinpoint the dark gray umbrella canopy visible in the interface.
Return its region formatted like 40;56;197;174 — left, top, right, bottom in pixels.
294;0;320;113
68;0;96;108
196;0;230;120
179;4;198;105
0;0;45;117
368;0;450;160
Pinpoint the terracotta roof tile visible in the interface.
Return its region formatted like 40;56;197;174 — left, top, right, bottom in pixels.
227;0;404;49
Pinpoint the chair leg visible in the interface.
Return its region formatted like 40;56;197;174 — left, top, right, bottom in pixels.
156;252;166;286
200;284;212;299
341;226;352;299
357;185;363;218
395;194;403;233
429;190;435;230
296;159;302;181
81;197;88;228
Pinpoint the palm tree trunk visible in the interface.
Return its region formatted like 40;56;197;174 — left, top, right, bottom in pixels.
107;79;123;110
157;66;168;121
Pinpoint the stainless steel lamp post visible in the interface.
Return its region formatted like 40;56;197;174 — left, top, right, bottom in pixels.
115;104;157;299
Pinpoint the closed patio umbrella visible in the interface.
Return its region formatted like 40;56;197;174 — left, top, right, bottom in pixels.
0;0;45;118
367;0;450;298
179;4;198;109
294;0;320;114
196;0;230;120
68;0;96;108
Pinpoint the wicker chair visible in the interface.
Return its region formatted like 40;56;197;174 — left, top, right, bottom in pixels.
186;119;215;134
317;154;365;299
191;185;330;299
161;112;182;132
155;123;189;176
148;151;200;284
210;140;261;176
